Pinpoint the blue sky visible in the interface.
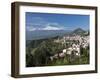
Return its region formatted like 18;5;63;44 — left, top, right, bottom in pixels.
26;12;89;31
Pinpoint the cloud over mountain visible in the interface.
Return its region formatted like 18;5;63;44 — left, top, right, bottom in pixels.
42;25;64;30
26;20;65;31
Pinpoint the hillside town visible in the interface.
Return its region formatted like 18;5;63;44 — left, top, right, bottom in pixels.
26;29;90;67
51;34;89;62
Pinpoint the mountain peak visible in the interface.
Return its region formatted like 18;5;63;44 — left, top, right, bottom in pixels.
74;28;84;31
72;28;85;35
73;28;85;32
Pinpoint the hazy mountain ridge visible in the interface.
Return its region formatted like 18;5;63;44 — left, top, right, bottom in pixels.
26;30;71;40
26;28;87;40
72;28;86;35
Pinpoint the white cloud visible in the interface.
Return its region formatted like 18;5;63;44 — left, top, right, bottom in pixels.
26;26;37;31
26;25;64;31
42;25;64;30
28;28;37;31
26;22;66;31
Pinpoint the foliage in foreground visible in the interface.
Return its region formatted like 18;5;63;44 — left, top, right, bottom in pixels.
26;39;89;67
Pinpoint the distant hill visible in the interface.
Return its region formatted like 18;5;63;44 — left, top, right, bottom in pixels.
26;30;71;40
72;28;85;33
26;28;88;40
26;36;59;47
71;28;86;36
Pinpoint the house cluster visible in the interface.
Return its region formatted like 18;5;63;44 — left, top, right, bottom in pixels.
50;35;89;61
50;43;80;61
55;35;89;48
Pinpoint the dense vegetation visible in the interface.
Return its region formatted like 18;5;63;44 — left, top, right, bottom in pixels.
26;37;89;67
